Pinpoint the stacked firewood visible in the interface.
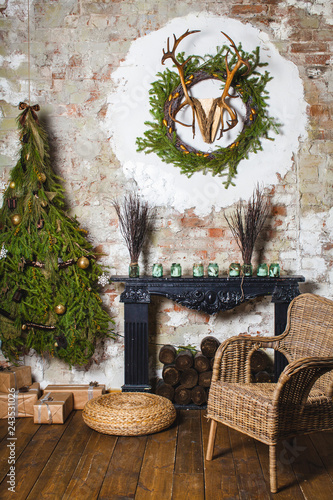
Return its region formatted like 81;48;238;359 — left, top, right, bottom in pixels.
156;338;274;406
250;348;274;383
156;336;220;406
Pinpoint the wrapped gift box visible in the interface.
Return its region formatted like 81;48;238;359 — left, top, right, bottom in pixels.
0;382;41;419
0;365;32;393
34;392;73;424
43;384;105;409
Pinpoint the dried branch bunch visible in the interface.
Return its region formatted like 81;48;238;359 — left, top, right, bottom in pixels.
225;185;270;265
113;193;152;264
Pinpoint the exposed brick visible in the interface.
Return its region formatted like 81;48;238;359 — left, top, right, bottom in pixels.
308;104;330;117
231;5;267;16
291;42;328;53
271;206;287;216
305;54;330;65
207;228;224;238
290;29;313;42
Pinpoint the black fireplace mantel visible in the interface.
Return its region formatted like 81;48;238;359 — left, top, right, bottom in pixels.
112;275;305;392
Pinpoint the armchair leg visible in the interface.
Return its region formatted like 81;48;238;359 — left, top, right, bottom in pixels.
269;444;278;493
206;419;217;460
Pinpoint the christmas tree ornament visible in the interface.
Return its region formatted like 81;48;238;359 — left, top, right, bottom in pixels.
40;199;48;208
0;245;8;260
55;335;68;350
7;198;17;210
54;304;66;315
9;181;16;189
77;256;90;269
97;273;110;287
39;172;47;183
21;324;27;330
11;214;22;226
12;288;23;303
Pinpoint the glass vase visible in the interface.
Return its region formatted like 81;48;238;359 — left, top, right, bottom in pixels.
170;263;182;277
129;263;139;278
257;263;268;277
229;263;240;277
193;263;204;277
269;263;280;277
152;263;163;278
207;263;219;277
242;263;253;277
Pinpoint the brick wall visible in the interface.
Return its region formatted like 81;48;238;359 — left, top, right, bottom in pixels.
0;0;332;388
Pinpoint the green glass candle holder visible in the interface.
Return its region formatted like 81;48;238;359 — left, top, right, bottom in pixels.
242;263;253;277
193;263;204;277
170;263;182;277
129;263;139;278
269;263;280;277
208;262;219;277
229;263;240;277
257;263;269;277
152;263;163;278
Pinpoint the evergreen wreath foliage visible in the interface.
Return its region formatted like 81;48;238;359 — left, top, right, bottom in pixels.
0;105;115;366
136;42;280;188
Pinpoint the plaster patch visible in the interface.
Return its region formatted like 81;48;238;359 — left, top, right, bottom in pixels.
0;77;29;106
166;310;189;327
269;19;294;39
104;12;308;216
0;53;26;70
285;0;333;25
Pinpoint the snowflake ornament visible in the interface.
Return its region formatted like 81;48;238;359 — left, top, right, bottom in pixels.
97;273;110;287
0;244;8;260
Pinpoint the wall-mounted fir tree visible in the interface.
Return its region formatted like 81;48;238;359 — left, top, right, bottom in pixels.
0;103;115;366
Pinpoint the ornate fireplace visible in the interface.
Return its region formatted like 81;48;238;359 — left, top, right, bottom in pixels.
112;275;305;392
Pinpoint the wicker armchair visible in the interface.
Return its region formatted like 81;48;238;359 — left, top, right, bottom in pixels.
206;293;333;493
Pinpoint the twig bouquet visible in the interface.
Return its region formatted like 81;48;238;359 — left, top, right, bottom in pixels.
113;193;152;277
225;185;270;275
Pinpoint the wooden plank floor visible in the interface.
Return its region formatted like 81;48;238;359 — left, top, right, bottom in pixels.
0;409;332;499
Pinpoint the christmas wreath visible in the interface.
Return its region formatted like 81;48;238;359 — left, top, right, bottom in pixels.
136;31;280;188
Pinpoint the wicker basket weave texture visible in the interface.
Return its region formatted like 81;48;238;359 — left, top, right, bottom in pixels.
82;392;176;436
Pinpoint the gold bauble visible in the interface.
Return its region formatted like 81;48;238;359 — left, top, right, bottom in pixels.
21;324;27;330
40;199;48;208
9;181;16;189
54;304;66;315
77;256;90;269
11;214;22;226
39;173;47;182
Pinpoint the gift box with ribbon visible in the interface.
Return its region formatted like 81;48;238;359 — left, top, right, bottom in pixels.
34;392;73;424
0;365;32;393
42;383;105;409
0;382;40;419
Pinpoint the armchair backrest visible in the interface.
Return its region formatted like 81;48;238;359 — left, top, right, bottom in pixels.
277;293;333;395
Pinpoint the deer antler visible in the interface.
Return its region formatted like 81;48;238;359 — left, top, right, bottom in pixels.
216;32;251;137
161;30;200;137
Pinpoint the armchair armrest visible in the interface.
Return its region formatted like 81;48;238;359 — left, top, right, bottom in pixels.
273;356;333;406
212;334;279;384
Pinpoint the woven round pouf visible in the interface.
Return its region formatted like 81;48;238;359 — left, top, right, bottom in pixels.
82;392;176;436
